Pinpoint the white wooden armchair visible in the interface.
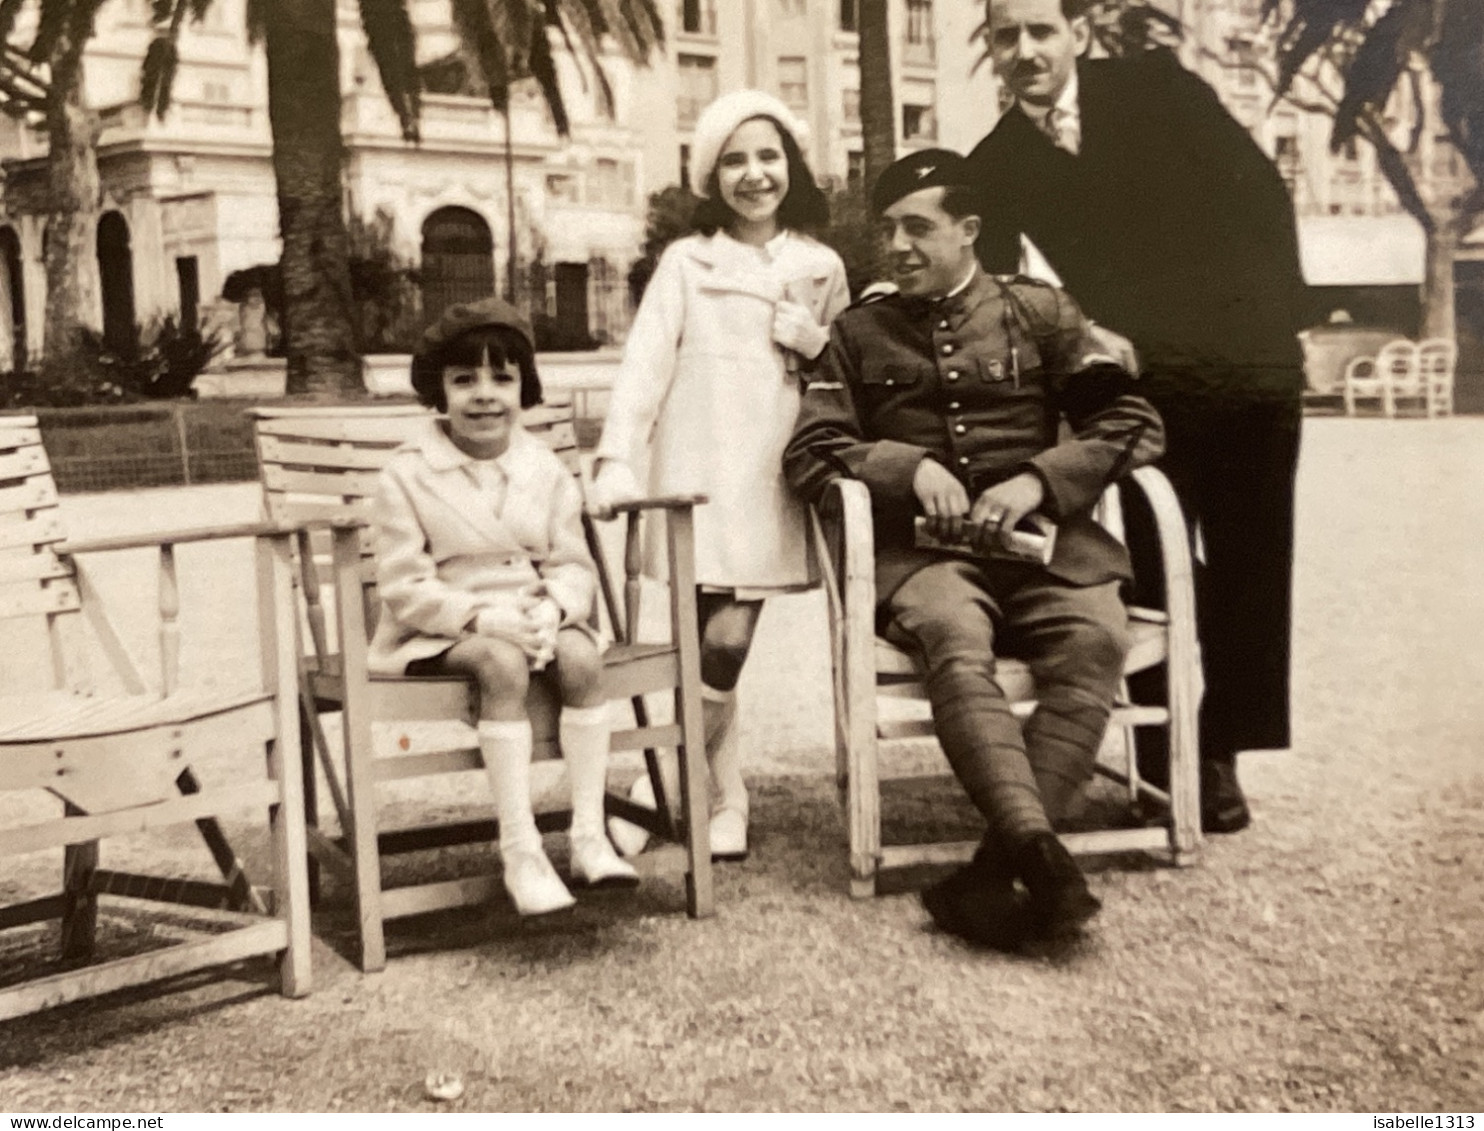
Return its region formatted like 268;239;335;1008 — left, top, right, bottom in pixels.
250;402;712;973
811;466;1201;898
0;416;310;1019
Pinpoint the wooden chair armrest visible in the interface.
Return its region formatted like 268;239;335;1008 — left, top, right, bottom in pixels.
1123;464;1198;666
588;493;708;518
57;520;303;556
814;477;878;634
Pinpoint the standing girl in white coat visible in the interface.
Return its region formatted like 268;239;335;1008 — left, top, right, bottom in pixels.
591;90;850;860
369;299;637;917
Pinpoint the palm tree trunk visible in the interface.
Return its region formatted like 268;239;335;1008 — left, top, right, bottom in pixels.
40;13;102;366
858;0;896;190
261;0;360;396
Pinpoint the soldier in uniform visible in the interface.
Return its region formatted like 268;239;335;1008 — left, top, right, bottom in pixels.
782;149;1165;951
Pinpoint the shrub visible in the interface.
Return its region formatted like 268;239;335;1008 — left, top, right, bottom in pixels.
0;317;229;408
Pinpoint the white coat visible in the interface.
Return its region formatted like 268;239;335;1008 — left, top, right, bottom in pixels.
596;229;850;591
366;419;597;676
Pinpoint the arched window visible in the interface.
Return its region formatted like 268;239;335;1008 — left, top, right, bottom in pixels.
420;207;495;327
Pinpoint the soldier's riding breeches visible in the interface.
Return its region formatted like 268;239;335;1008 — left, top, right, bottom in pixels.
883;558;1130;838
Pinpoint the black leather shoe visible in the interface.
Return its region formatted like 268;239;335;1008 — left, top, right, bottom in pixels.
1201;758;1251;833
920;851;1031;953
1012;832;1101;938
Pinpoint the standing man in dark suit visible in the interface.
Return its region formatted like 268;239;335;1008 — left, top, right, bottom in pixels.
964;0;1309;832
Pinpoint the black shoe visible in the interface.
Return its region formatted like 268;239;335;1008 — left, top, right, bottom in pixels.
920;854;1031;953
1201;758;1251;834
1012;832;1101;938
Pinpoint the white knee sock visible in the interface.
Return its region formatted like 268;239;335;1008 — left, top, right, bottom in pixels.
703;684;745;816
479;719;539;855
559;704;611;843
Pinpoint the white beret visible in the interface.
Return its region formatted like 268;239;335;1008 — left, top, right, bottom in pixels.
687;89;810;198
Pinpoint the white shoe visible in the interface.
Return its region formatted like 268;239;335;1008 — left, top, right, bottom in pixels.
570;834;641;888
709;805;749;861
501;846;576;916
606;774;658;858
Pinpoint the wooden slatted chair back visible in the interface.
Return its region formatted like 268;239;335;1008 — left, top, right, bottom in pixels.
252;401;580;648
0;416;80;693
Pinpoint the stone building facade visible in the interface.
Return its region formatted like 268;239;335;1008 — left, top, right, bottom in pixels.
0;0;1467;367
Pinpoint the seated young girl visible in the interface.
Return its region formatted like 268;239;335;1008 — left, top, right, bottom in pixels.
366;298;636;917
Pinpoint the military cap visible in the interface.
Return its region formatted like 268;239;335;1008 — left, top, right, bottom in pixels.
869;148;972;214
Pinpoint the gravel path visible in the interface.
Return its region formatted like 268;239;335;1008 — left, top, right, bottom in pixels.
0;417;1481;1112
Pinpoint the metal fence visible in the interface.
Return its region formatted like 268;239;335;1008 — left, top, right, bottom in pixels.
37;403;260;494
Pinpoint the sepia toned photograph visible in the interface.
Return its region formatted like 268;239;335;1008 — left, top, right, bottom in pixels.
0;0;1480;1115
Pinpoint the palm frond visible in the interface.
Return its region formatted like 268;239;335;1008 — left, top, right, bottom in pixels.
450;0;512;114
526;14;569;134
30;0;74;62
547;0;612;118
1330;0;1425;150
1268;0;1370;97
1432;0;1484;188
0;0;30;51
359;0;421;142
138;35;179;117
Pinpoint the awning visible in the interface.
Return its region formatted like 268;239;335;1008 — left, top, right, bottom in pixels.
1298;214;1426;286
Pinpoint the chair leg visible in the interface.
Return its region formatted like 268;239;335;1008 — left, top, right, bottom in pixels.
176;768;268;914
60;803;97;963
665;506;714;920
266;738;312;998
298;702;321;907
343;705;387;972
847;727;882;900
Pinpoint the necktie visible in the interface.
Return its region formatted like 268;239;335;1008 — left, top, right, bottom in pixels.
1042;106;1080;156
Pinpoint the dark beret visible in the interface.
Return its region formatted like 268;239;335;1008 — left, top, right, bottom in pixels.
869;148;972;214
419;297;533;352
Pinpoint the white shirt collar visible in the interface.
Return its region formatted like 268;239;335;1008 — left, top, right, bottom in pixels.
1019;69;1079;128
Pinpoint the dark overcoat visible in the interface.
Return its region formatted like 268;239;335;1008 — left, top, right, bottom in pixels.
965;48;1306;755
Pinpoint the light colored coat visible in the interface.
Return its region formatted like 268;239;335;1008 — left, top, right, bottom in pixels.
597;230;850;590
366;419;597;676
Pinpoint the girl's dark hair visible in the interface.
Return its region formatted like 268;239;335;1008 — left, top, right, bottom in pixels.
692;116;830;235
410;324;542;413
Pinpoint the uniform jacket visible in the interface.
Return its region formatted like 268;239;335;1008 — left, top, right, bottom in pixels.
965;49;1308;398
366;419;597;675
782;269;1165;604
596;229;850;589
